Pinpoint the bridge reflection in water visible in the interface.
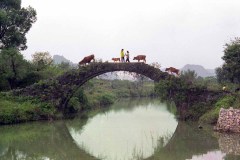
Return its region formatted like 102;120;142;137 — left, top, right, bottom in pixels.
68;99;178;160
0;119;240;159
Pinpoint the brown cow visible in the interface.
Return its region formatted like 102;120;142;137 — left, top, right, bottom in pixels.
133;55;146;63
165;67;180;76
112;58;120;62
79;54;95;66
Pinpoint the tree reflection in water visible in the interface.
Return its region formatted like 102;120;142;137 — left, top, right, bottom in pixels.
0;99;240;160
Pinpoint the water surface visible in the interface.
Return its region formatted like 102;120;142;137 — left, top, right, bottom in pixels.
0;98;239;160
69;98;178;159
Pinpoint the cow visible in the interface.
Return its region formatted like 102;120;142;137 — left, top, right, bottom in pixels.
112;58;120;62
79;54;95;66
165;67;180;76
133;55;146;63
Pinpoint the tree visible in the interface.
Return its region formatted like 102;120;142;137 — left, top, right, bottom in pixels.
216;38;240;84
0;0;37;50
215;66;230;83
0;48;30;89
180;70;198;85
57;62;72;70
0;0;21;10
32;52;53;71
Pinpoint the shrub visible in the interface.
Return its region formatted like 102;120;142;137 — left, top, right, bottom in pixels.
67;97;81;113
0;94;56;124
98;94;115;106
74;88;88;105
215;95;235;108
199;95;236;124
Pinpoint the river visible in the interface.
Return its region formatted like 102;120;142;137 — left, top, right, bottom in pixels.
0;98;239;160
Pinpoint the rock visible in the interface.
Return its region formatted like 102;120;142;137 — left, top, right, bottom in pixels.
215;108;240;133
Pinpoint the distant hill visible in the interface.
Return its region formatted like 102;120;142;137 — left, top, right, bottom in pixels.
53;55;77;67
206;69;216;75
181;64;216;77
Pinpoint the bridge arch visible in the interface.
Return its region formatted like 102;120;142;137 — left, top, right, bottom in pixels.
57;62;169;87
15;62;170;110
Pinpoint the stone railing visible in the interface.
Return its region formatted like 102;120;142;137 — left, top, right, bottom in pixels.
214;108;240;133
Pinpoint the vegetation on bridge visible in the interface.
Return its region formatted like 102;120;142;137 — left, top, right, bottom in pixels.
155;70;222;121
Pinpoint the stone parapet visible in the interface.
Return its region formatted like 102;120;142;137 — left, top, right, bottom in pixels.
214;107;240;133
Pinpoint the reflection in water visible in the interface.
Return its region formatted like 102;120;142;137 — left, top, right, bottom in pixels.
188;151;226;160
216;133;240;156
0;121;96;160
69;98;178;160
0;98;240;160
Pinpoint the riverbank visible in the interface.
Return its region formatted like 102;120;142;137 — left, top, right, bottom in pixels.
0;78;156;125
0;93;58;124
199;94;240;124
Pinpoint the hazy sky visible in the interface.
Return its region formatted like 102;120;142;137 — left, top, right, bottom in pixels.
21;0;240;69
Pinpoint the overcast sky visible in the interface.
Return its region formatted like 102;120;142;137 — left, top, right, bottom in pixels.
21;0;240;69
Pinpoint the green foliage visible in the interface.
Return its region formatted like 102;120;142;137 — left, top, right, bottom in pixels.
154;71;220;121
199;95;236;124
154;80;171;100
57;62;72;70
0;0;21;10
116;88;131;97
216;67;230;84
37;65;66;79
77;78;155;110
98;94;115;106
215;95;235;108
0;93;56;124
0;49;73;91
0;48;31;90
232;94;240;108
199;109;220;124
185;102;212;121
201;76;221;91
74;88;88;105
216;38;240;84
155;77;189;104
31;52;53;71
67;97;81;113
17;71;41;88
0;1;37;50
86;79;155;99
180;70;197;85
66;88;90;113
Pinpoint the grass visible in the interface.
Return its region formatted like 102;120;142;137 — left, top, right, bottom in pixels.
199;95;237;124
0;93;56;124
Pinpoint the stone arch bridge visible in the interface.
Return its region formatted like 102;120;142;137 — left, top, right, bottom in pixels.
14;62;170;110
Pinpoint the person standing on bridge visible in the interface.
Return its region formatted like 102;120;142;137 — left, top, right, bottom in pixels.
125;51;130;62
120;49;125;62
